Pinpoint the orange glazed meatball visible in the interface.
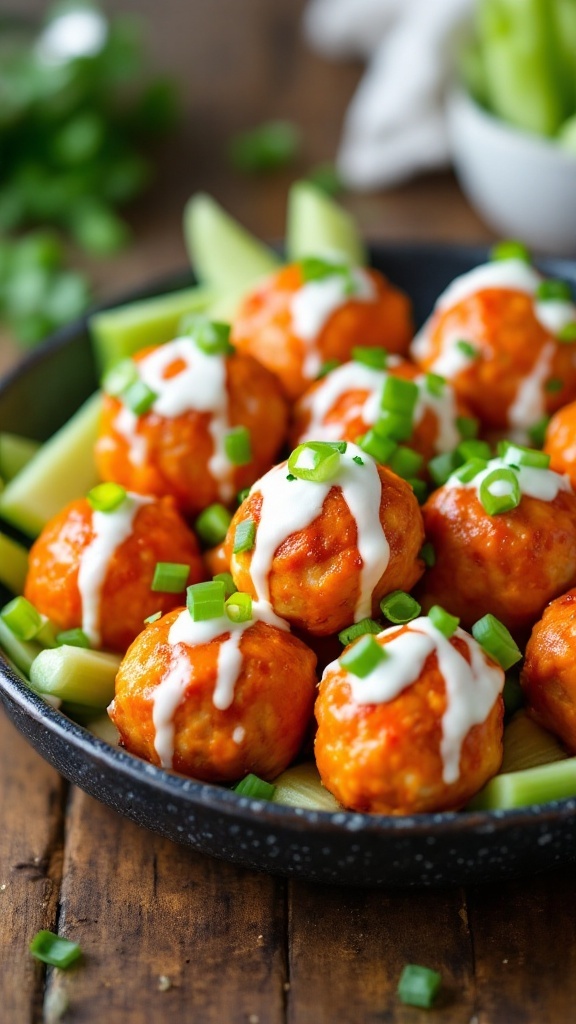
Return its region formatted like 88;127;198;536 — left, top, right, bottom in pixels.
544;401;576;488
25;490;204;653
315;617;504;814
419;453;576;639
231;261;413;400
226;441;425;637
110;606;317;782
410;256;576;436
521;589;576;752
291;356;470;463
95;328;288;516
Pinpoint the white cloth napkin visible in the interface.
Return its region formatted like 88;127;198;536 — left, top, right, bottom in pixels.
304;0;475;190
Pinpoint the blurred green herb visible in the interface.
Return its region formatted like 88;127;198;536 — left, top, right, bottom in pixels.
228;120;301;173
0;1;178;345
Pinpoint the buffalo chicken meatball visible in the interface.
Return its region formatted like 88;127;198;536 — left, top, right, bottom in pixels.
226;441;425;637
231;260;413;400
110;604;317;782
544;400;576;488
410;256;576;437
25;489;204;653
95;326;288;516
521;589;576;752
419;448;576;639
315;616;505;814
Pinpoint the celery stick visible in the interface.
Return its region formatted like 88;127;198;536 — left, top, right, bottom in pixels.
84;711;120;745
273;761;341;811
0;433;40;482
184;193;280;294
89;285;214;376
0;392;101;538
286;181;367;266
468;758;576;811
30;646;121;707
0;618;41;676
0;531;29;594
500;711;568;774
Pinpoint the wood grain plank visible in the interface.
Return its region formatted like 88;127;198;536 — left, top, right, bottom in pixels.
469;869;576;1024
287;880;475;1023
0;709;66;1024
45;787;288;1023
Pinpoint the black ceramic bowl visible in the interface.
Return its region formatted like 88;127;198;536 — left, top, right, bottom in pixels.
2;243;576;889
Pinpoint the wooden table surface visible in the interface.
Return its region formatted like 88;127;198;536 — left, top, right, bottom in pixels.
2;3;576;1022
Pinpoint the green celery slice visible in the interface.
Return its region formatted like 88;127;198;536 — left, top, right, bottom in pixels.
0;618;41;676
0;531;29;594
286;181;367;266
273;761;341;811
0;433;41;482
30;646;121;707
468;758;576;811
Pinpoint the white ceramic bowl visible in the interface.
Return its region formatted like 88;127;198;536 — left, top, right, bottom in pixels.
446;87;576;256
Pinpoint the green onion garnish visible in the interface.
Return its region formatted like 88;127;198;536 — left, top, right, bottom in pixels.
1;596;42;641
424;372;445;397
121;379;158;415
102;358;137;397
536;279;572;302
352;347;388;370
498;441;550;469
352;455;364;466
237;487;250;505
180;313;234;355
186;580;226;622
357;431;397;464
380;590;421;624
528;415;550;447
224;426;252;466
428;452;459;487
545;377;564;393
373;410;414;442
340;634;388;678
87;482;127;513
397;964;442;1009
151;562;189;593
233;518;256;554
380;376;418;417
471;613;522;670
452;457;488;484
478;468;521;516
287;441;342;482
419;542;436;567
286;473;296;482
490;240;531;263
338;618;381;646
225;592;253;623
409;478;428;504
233;773;276;800
144;611;162;625
316;359;340;379
56;628;90;648
558;322;576;343
456;415;479;440
299;256;352;291
213;572;236;599
455;339;478;359
29;930;82;969
502;672;524;717
457;439;491;463
387;445;424;481
195;503;233;547
428;605;460;638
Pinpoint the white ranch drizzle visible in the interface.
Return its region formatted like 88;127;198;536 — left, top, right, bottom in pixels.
248;443;389;622
78;492;152;647
151;601;287;768
290;268;376;381
325;617;504;784
112;337;237;501
508;341;556;436
444;455;571;504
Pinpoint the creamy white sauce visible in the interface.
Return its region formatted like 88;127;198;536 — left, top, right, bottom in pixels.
78;493;151;647
413;374;462;453
508;341;556;436
326;617;503;784
232;726;246;744
248;443;389;622
111;337;237;501
445;455;571;504
434;259;543;313
290;268;376;381
536;299;576;335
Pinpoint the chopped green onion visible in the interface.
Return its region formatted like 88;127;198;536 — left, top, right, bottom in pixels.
237;488;250;505
180;314;233;356
340;634;388;678
224;426;252;466
380;376;418;416
457;439;492;463
299;256;352;289
478;468;521;516
397;964;442;1009
286;474;296;482
387;446;424;481
536;280;572;303
428;452;460;487
419;542;436;568
29;931;82;970
471;614;522;670
373;410;414;442
456;415;479;440
213;572;236;599
490;240;531;263
316;359;340;379
545;377;564;394
195;503;233;547
1;596;42;642
428;605;460;638
121;379;158;416
503;672;524;717
233;773;277;800
233;519;256;554
498;441;550;469
338;618;382;646
226;592;253;623
352;347;388;370
144;611;162;625
453;457;488;484
87;483;127;513
380;591;421;624
102;358;138;397
424;372;445;397
357;431;397;464
287;442;341;482
409;478;428;504
558;322;576;343
528;416;550;448
352;455;364;466
455;339;479;359
56;628;90;649
151;562;189;593
324;441;348;453
186;580;226;622
229;120;300;173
